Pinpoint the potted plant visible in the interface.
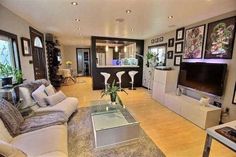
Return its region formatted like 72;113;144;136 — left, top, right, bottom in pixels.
0;63;14;86
14;69;23;84
146;51;155;67
101;80;128;105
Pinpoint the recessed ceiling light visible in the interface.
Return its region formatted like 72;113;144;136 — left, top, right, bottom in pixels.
71;2;78;6
126;10;132;14
78;27;81;30
168;16;174;19
75;18;80;22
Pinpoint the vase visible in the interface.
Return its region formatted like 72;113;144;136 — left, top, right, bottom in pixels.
1;77;12;86
110;93;117;105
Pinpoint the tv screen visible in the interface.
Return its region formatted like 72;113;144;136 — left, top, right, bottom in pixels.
178;62;227;96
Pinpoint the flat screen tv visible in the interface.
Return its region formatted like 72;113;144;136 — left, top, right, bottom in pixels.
178;62;227;96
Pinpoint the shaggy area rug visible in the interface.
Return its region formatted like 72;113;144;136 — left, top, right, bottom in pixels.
68;107;165;157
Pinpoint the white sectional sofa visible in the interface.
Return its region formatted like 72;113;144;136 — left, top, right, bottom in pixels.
0;119;68;157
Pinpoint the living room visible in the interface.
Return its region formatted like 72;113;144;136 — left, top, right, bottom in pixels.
0;0;236;157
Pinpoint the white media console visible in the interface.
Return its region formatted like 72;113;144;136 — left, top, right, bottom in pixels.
152;69;221;129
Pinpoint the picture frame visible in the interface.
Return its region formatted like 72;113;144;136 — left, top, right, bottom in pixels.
174;55;182;66
167;51;173;59
168;38;174;47
176;27;185;41
232;83;236;104
205;16;236;59
175;42;183;53
21;37;31;56
183;24;205;59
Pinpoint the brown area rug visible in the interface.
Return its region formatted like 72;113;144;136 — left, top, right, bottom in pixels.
68;107;165;157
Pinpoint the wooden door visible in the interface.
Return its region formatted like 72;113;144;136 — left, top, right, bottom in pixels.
29;27;47;80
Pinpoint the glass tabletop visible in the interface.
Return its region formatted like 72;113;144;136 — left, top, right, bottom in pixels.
90;96;139;131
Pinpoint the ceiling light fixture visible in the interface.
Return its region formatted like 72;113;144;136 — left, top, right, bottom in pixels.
105;45;109;52
78;27;81;30
75;18;80;22
115;46;118;52
126;10;132;14
71;2;78;6
168;16;174;19
124;46;127;53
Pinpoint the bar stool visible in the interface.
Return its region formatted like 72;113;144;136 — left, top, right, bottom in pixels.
100;72;111;91
116;71;125;90
128;71;138;90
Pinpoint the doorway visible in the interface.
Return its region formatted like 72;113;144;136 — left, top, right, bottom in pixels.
76;48;91;76
29;27;47;80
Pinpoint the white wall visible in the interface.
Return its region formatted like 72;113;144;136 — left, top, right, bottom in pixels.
61;45;90;72
143;11;236;122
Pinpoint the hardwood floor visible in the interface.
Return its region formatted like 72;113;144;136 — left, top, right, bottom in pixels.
60;77;235;157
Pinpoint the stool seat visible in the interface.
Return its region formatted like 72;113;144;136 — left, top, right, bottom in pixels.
128;71;138;90
100;72;111;91
116;71;125;89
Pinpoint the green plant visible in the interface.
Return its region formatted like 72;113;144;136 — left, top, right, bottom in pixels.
14;69;23;83
0;63;14;77
101;80;128;102
146;51;155;60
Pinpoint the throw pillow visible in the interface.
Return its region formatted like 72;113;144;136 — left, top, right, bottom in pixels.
0;99;24;136
44;84;56;96
32;85;48;107
45;91;66;106
0;140;27;157
19;87;35;107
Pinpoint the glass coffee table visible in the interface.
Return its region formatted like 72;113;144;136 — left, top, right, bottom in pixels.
91;97;140;148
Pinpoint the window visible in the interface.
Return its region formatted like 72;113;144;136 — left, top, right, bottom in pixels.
148;44;167;66
0;30;21;77
34;36;43;48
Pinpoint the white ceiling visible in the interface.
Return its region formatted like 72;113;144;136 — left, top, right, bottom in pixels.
0;0;236;46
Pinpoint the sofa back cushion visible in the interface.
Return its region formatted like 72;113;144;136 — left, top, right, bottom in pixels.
0;119;13;143
45;91;66;106
32;85;48;107
0;140;27;157
0;99;24;136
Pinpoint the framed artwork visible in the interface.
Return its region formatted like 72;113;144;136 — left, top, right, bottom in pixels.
174;55;182;66
168;38;174;47
167;51;173;59
205;16;236;59
176;27;185;41
175;42;183;53
233;83;236;104
184;25;205;59
21;37;31;56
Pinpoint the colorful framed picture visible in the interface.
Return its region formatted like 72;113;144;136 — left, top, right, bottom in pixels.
233;83;236;104
167;51;173;59
175;42;183;53
174;55;182;66
205;16;236;59
168;38;174;47
184;25;205;59
176;27;185;41
21;37;31;56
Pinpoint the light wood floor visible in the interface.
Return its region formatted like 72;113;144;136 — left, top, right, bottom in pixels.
60;77;235;157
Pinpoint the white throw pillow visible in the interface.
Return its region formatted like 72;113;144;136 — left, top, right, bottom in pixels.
0;140;27;157
32;85;48;107
44;84;56;96
45;91;66;106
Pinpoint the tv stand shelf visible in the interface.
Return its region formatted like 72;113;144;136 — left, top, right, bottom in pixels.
152;69;221;129
165;92;221;129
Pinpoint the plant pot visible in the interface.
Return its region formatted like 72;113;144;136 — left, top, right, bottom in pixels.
2;77;13;86
110;93;117;105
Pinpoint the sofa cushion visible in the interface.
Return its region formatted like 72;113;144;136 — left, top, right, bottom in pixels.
0;140;27;157
45;91;66;106
44;84;56;96
11;125;68;157
32;85;48;107
0;119;13;143
19;87;38;108
36;97;78;119
0;99;24;136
